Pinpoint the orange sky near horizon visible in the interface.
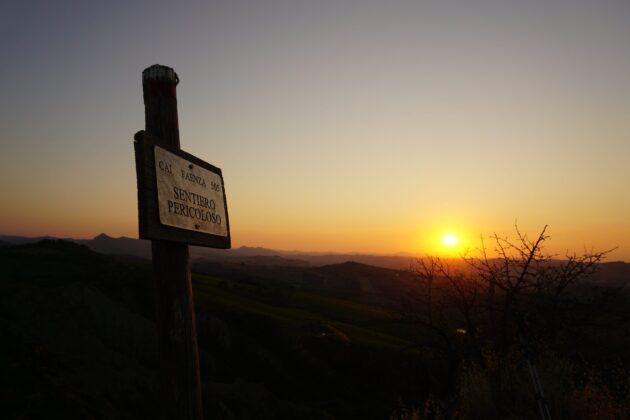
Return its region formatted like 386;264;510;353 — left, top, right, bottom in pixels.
1;0;629;261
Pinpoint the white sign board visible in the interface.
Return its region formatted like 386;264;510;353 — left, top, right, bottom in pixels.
154;145;228;237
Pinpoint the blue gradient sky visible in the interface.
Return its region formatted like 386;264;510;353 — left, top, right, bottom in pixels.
1;0;629;258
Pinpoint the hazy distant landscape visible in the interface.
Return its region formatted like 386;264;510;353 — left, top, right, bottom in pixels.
0;233;433;270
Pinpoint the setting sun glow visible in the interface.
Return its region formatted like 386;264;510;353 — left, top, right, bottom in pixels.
442;234;459;247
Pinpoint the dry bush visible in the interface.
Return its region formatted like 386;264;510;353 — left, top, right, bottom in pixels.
395;225;628;419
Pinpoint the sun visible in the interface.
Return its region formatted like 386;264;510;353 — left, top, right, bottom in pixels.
442;233;458;247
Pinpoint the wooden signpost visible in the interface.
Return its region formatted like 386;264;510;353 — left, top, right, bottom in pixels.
134;64;230;420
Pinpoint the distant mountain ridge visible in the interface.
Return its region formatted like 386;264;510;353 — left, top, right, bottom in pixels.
2;234;629;278
0;233;422;269
86;233;151;257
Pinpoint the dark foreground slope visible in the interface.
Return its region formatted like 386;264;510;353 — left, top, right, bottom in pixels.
2;240;629;419
0;241;322;419
0;240;157;419
0;241;427;419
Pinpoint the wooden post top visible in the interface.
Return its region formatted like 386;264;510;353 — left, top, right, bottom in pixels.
142;64;180;146
142;64;179;84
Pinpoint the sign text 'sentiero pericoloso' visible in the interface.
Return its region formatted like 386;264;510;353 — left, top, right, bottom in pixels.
154;146;228;237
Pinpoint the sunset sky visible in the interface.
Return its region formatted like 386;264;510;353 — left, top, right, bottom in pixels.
1;0;629;259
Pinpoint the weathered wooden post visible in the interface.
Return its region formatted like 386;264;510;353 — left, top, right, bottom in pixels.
134;64;231;420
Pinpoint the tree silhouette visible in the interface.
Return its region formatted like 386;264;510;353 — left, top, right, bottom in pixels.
403;225;616;363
